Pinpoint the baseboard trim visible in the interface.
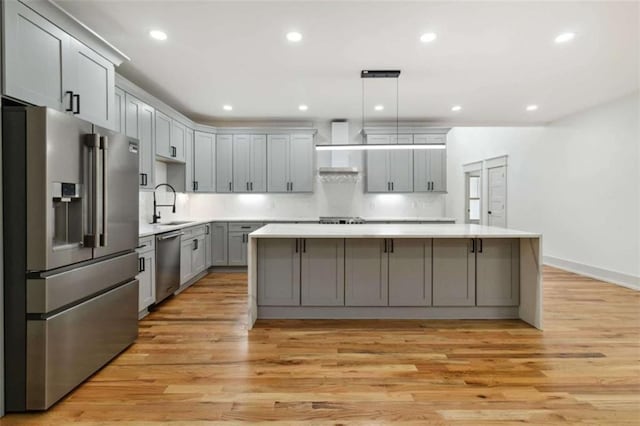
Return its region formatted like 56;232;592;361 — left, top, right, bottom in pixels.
543;255;639;291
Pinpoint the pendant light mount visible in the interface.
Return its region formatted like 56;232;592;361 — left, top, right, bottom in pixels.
360;70;401;79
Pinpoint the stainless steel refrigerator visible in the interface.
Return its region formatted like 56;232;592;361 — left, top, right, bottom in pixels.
3;106;139;411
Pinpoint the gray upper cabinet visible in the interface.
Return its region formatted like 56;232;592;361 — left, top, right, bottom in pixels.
193;131;216;192
432;239;476;306
67;38;115;129
414;134;447;193
210;222;228;266
170;120;187;162
125;93;154;189
301;238;344;306
258;239;301;306
365;135;413;193
3;0;115;129
388;239;432;306
215;135;233;193
476;239;520;306
267;134;314;193
155;110;172;159
345;239;388;306
114;87;125;133
233;134;266;192
184;127;194;191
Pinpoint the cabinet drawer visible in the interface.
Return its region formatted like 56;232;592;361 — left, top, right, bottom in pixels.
180;225;207;241
137;236;155;252
228;222;263;232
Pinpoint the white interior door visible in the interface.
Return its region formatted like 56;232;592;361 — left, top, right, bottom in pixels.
488;166;507;227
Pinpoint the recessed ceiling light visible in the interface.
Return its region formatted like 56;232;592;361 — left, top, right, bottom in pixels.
526;104;539;111
298;104;308;111
420;32;437;43
554;32;575;44
374;105;384;111
286;31;302;42
451;105;462;112
149;30;167;41
223;105;233;111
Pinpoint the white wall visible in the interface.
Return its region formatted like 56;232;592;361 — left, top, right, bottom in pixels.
446;92;640;287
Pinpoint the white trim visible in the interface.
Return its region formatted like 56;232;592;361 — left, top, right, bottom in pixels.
463;161;482;173
544;255;640;290
362;126;451;135
485;154;508;169
216;127;317;135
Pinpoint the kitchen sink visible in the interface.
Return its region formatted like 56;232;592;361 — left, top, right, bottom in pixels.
159;220;194;226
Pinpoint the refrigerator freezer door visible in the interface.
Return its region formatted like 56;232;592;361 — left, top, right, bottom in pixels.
92;126;139;259
26;279;139;410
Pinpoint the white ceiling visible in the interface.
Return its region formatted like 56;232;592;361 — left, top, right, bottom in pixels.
57;1;639;125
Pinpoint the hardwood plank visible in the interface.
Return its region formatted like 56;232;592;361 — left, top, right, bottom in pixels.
2;267;639;424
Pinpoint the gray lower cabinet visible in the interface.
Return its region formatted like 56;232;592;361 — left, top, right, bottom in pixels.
476;238;520;306
210;222;228;266
345;239;388;306
258;239;300;306
432;239;476;306
136;236;155;312
215;135;233;192
227;231;247;266
388;239;432;306
191;234;206;275
301;238;345;306
204;223;213;268
180;238;193;284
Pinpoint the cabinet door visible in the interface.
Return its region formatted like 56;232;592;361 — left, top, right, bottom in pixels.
258;239;301;306
138;102;155;190
193;131;215;192
137;252;155;311
413;150;430;192
3;0;70;110
388;135;413;192
476;239;519;306
433;239;476;306
232;134;251;192
345;239;388;306
250;135;267;192
204;224;213;268
67;38;115;129
171;120;186;162
388;239;432;306
366;135;390;193
301;239;345;306
289;134;314;192
267;134;289;192
191;235;206;276
155;110;172;158
210;222;228;266
114;87;125;134
228;232;247;266
125;93;140;139
429;149;447;192
215;135;233;193
180;239;194;284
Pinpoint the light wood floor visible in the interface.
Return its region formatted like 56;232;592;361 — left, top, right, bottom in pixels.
2;266;639;425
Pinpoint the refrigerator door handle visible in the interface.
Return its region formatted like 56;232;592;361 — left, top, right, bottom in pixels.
100;135;109;247
84;134;100;248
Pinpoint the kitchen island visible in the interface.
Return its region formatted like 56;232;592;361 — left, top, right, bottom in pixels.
248;224;542;329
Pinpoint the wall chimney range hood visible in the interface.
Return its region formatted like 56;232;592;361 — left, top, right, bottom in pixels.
318;120;359;174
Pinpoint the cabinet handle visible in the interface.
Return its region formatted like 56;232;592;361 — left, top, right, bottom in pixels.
478;238;483;253
290;182;293;192
65;91;74;112
143;173;148;186
170;146;176;157
250;182;253;191
205;224;210;235
303;238;306;253
387;182;390;191
229;182;232;191
295;239;298;253
193;239;198;250
73;94;80;114
383;239;387;253
391;182;394;191
138;257;145;273
390;238;394;253
140;173;145;186
246;182;249;191
471;239;476;253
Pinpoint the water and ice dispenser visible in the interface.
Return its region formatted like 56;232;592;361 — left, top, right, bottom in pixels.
52;182;83;248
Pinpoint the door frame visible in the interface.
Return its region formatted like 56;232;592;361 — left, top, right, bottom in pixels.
485;156;508;227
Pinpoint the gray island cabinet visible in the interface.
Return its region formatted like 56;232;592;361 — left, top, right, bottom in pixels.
248;224;543;330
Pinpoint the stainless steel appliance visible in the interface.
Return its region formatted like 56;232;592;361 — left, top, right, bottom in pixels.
319;216;365;224
3;107;139;411
155;231;183;303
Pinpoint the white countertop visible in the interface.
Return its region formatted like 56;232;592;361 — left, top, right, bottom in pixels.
249;223;541;238
138;217;457;237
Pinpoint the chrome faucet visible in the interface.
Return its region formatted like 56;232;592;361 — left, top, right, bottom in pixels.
152;183;177;224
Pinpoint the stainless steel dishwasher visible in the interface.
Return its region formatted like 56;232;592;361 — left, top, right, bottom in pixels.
155;231;183;303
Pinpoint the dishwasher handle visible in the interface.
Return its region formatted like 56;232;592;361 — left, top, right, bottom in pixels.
157;232;184;241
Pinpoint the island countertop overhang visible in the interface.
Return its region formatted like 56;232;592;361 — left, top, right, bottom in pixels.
249;223;541;239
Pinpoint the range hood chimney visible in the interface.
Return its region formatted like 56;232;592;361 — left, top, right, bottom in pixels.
318;121;359;174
